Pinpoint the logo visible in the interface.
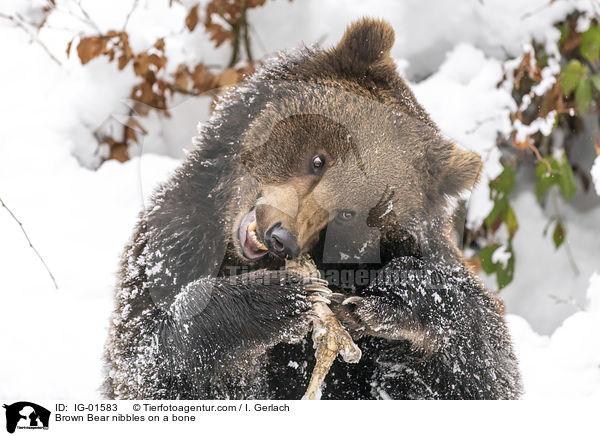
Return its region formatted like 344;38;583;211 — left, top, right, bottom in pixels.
3;402;50;434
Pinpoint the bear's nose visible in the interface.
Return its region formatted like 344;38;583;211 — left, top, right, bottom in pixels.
264;222;300;259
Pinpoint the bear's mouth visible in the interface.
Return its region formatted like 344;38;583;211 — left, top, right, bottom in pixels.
239;209;268;259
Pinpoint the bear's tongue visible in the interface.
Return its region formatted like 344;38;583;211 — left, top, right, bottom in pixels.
239;209;268;259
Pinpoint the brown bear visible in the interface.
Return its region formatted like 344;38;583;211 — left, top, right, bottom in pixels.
103;18;522;399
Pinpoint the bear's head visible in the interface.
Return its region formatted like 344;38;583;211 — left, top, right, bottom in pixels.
227;18;481;265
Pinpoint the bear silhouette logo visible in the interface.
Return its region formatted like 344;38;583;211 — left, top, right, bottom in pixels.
3;402;50;433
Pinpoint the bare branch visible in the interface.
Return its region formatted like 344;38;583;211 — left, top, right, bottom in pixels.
75;0;101;33
122;0;139;32
520;0;556;20
0;12;62;66
550;189;580;276
0;196;59;290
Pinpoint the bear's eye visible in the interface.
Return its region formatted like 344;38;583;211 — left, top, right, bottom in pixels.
311;155;325;173
336;210;356;222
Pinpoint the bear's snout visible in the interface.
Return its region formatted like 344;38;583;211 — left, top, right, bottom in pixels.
264;222;300;259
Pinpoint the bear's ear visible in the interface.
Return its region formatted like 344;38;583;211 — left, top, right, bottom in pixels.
432;142;482;197
330;18;395;72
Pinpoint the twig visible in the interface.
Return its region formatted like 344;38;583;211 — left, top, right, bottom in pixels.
520;0;557;20
0;13;62;66
527;143;543;162
549;294;584;310
227;9;244;68
519;135;553;173
550;188;580;276
122;0;138;32
464;115;499;135
242;10;252;64
75;0;101;33
0;196;59;290
51;4;98;32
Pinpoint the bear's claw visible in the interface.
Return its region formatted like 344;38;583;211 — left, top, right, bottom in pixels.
286;255;362;400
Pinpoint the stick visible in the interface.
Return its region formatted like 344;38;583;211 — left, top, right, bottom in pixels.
286;256;361;400
0;196;58;290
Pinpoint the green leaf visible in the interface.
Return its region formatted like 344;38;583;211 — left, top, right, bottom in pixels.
496;252;515;289
496;243;515;290
535;159;559;200
558;154;577;201
575;78;593;113
478;244;499;275
543;216;557;237
560;60;588;96
581;24;600;63
553;221;566;248
591;75;600;92
490;165;516;195
484;196;508;230
505;205;519;238
478;243;516;290
559;22;570;47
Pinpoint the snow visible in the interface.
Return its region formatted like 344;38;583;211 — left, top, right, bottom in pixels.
514;111;557;143
1;0;599;401
412;44;511;228
592;156;600;195
247;0;599;79
0;150;178;399
488;190;600;334
491;245;511;269
508;273;600;399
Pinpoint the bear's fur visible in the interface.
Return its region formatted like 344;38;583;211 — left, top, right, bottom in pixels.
103;18;522;399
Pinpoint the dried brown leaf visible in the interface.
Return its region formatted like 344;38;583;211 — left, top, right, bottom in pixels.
185;4;199;31
117;54;130;70
132;81;153;104
191;63;216;92
539;80;564;118
125;126;137;143
77;36;107;65
133;52;150;76
205;22;232;47
174;64;191;90
144;70;157;84
148;53;166;71
514;51;542;89
561;27;582;54
154;38;165;52
126;117;147;134
109;141;129;162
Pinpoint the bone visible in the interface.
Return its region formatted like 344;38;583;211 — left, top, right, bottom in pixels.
285;255;361;400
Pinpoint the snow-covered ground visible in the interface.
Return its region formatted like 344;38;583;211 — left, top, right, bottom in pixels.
508;273;600;400
1;0;599;400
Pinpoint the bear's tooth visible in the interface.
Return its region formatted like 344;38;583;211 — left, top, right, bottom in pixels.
249;231;267;250
248;220;257;232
